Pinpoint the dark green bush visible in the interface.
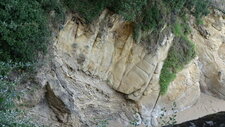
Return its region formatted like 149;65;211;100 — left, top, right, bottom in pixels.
113;0;147;21
157;0;209;94
0;0;50;62
0;0;59;126
163;0;187;14
62;0;209;42
38;0;66;27
63;0;147;23
160;37;196;94
163;0;210;19
141;4;162;31
159;23;196;94
63;0;110;23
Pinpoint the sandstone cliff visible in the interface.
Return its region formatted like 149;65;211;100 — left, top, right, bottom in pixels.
27;9;225;127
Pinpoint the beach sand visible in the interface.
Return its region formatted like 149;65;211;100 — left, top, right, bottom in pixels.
176;93;225;124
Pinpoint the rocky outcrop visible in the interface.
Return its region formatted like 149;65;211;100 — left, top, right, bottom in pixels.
29;9;225;127
52;9;200;126
210;0;225;12
35;49;139;126
57;10;174;99
191;10;225;100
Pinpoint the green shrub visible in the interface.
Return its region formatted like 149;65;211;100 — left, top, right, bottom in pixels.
113;0;147;22
38;0;66;27
62;0;209;44
186;0;210;17
163;0;187;14
163;0;210;19
0;0;50;62
172;23;183;36
63;0;147;23
159;67;176;95
63;0;110;23
141;5;162;31
158;12;198;94
0;0;65;126
160;31;196;94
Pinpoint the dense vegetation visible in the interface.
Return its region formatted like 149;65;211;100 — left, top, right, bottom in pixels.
159;0;210;94
159;30;196;94
63;0;209;31
0;0;49;62
0;0;66;62
0;0;64;126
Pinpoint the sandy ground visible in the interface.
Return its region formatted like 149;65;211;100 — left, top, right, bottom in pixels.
107;93;225;127
176;93;225;124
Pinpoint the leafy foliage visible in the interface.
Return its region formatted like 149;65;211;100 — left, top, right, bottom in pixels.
62;0;210;41
0;0;65;126
160;22;196;95
63;0;110;23
63;0;147;23
158;0;210;94
163;0;210;17
140;3;164;31
37;0;66;27
113;0;147;22
0;0;50;62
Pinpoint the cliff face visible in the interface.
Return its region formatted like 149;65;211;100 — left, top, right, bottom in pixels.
210;0;225;12
29;9;225;127
191;10;225;99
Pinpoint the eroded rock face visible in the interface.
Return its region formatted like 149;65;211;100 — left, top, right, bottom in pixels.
191;10;225;100
30;9;225;127
57;10;174;100
35;47;140;126
151;59;201;114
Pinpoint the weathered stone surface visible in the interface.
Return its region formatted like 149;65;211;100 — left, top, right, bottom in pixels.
158;59;201;110
56;10;176;101
191;10;225;100
139;58;201;127
35;54;140;126
29;9;225;127
36;10;198;126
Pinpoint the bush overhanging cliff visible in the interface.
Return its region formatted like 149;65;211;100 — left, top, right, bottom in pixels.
62;0;209;94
